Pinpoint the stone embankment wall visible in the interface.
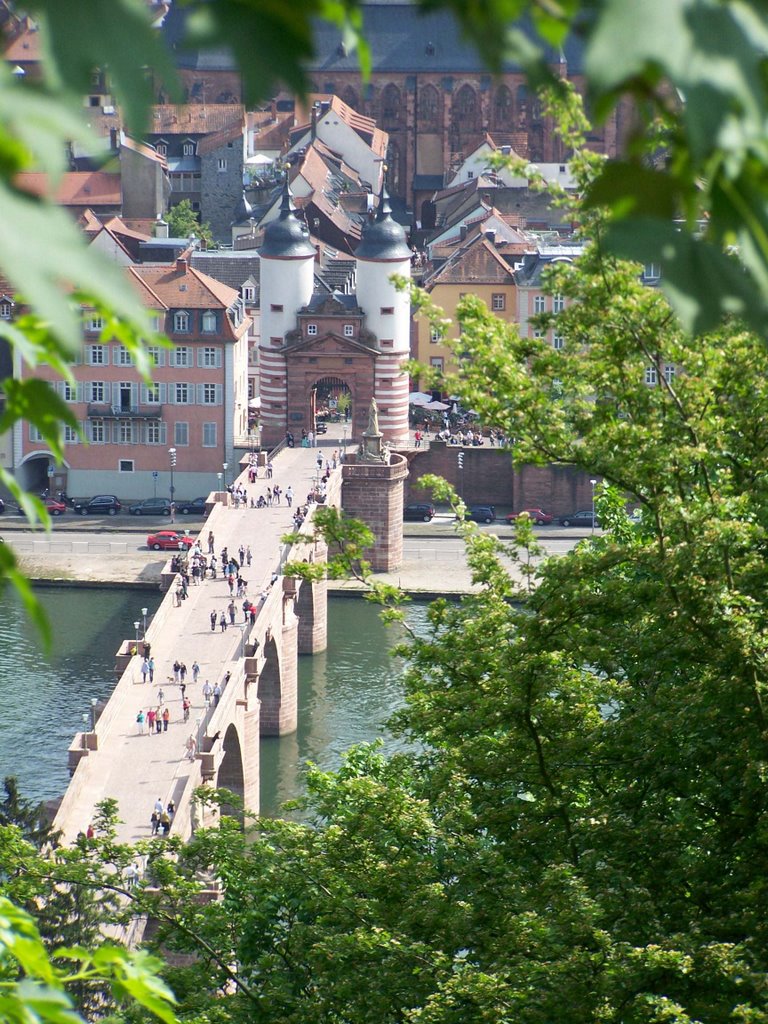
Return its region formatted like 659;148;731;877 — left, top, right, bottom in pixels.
404;441;597;513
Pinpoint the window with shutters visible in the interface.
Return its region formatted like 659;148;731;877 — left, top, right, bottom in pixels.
147;345;164;367
645;365;658;386
64;425;79;444
664;364;676;383
172;346;192;367
175;421;189;446
534;295;546;313
553;294;565;313
90;419;105;443
146;421;162;444
145;383;161;404
62;382;77;402
88;345;106;365
201;383;218;405
90;381;105;403
0;301;12;320
174;311;190;333
202;310;217;333
86;315;104;332
175;383;190;404
115;345;132;366
552;333;565;350
200;346;219;368
29;425;43;442
430;326;441;343
118;419;136;443
203;422;217;447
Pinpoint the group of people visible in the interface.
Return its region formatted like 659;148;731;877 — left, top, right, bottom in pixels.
150;796;175;836
136;705;171;734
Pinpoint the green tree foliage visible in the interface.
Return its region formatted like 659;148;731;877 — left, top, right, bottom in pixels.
164;200;214;250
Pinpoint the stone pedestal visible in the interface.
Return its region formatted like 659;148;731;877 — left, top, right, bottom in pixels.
341;452;408;571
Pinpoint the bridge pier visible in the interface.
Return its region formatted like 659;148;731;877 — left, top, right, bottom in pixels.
258;583;299;736
341;452;408;571
296;538;328;655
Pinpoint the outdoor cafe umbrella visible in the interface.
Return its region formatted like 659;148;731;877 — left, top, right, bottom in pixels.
424;400;450;411
408;392;432;405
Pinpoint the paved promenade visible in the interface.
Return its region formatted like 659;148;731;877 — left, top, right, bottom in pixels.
53;439;341;845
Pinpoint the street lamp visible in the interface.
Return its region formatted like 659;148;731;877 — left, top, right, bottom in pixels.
141;607;148;637
168;446;177;500
82;712;90;750
216;472;223;492
90;697;97;732
222;461;228;489
133;621;140;648
239;622;247;658
590;479;597;536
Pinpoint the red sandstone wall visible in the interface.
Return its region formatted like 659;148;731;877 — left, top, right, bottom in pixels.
405;442;599;514
341;454;408;571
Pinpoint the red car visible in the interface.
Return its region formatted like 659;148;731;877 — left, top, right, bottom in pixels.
15;497;67;517
147;530;195;551
506;507;553;525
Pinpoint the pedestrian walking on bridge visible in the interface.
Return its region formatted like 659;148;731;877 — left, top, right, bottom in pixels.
210;609;217;631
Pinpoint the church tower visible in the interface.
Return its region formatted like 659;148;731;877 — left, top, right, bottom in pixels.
259;183;315;446
354;191;411;443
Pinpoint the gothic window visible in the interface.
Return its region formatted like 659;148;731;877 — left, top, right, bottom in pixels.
341;85;358;112
493;86;513;130
453;84;480;132
516;84;528;124
418;84;440;131
381;84;402;128
386;141;402;195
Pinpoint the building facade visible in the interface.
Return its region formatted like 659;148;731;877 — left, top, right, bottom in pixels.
14;253;251;498
258;185;411;447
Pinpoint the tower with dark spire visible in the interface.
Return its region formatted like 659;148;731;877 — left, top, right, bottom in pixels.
354;188;411;442
258;182;316;444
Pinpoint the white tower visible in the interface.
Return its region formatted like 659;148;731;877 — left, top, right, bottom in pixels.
259;183;315;446
355;191;412;442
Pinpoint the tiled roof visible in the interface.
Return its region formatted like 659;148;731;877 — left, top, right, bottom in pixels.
196;118;245;154
131;262;240;309
16;171;121;207
190;251;261;294
427;235;515;287
120;133;168;167
148;104;245;136
4;24;40;62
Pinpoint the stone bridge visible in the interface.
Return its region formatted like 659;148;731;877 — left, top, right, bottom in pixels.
53;441;406;845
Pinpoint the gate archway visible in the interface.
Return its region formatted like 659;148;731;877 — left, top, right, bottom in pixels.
312;377;352;427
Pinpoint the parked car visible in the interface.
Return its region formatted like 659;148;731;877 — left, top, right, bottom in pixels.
146;530;195;551
404;502;436;522
175;497;207;515
558;509;599;527
73;495;121;516
462;504;496;524
128;498;172;516
16;497;66;517
506;507;552;525
315;421;328;434
0;497;5;514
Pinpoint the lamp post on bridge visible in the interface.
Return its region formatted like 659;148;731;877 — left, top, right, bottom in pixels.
82;712;90;750
222;461;229;489
141;607;148;638
168;446;177;502
217;472;222;494
90;696;97;732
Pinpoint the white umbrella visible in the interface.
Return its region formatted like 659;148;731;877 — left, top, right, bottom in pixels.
409;392;432;405
424;400;449;411
249;397;261;408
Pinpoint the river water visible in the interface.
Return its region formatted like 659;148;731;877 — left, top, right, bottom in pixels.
0;588;425;815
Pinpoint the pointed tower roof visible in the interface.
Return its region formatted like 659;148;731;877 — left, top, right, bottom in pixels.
232;188;254;226
355;188;411;261
261;181;315;258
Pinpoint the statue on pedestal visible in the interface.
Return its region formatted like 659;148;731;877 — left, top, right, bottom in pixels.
358;397;390;464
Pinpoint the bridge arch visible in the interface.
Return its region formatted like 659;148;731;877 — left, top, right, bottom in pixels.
258;634;282;735
217;723;245;823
